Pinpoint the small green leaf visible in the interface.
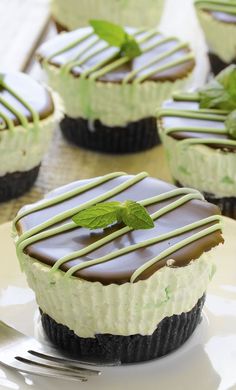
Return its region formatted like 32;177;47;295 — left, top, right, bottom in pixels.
90;20;126;47
199;80;228;109
89;19;142;60
199;65;236;110
72;201;120;229
121;37;142;59
72;199;154;230
120;200;154;230
225;110;236;139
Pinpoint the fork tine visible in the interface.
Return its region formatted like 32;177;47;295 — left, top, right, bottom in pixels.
28;349;120;367
14;356;88;381
27;350;101;376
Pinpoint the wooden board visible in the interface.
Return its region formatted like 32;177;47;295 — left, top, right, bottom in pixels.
0;0;50;72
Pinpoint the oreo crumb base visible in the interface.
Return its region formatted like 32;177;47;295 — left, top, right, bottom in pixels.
60;116;160;154
208;53;236;76
0;165;40;202
175;180;236;219
203;193;236;220
41;295;205;364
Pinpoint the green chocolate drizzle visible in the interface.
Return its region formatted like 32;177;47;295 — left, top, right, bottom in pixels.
43;27;194;84
15;172;222;283
0;76;40;131
157;92;236;147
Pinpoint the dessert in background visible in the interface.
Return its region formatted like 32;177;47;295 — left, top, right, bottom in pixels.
37;22;195;154
195;0;236;74
157;65;236;218
51;0;165;32
14;171;223;363
0;72;59;202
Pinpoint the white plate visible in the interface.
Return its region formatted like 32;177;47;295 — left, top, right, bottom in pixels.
0;218;236;390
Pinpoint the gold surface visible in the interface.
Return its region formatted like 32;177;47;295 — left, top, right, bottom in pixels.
0;127;172;223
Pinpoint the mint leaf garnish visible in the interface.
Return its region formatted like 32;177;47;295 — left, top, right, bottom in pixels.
72;201;120;229
217;64;236;92
121;37;141;59
90;20;126;47
72;200;154;230
199;80;228;109
199;65;236;110
90;19;141;60
225;110;236;139
119;200;154;229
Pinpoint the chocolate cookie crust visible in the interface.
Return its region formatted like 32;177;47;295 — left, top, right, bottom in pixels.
0;165;40;202
40;294;205;363
60;116;159;153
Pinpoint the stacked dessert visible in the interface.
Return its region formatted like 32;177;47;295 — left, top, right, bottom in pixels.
0;72;58;202
37;22;195;153
50;0;165;32
195;0;236;74
157;65;236;218
14;172;223;363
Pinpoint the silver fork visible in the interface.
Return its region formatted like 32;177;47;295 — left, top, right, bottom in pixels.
0;320;102;382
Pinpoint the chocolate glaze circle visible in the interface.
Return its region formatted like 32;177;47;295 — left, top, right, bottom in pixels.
37;27;195;83
17;175;223;285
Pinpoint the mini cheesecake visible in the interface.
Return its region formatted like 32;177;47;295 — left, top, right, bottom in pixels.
51;0;165;32
14;172;223;363
157;92;236;218
37;27;195;154
0;72;59;202
195;0;236;74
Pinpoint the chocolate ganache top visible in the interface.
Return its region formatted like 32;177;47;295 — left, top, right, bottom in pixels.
0;73;54;131
157;92;236;152
37;27;195;83
15;172;223;285
195;0;236;24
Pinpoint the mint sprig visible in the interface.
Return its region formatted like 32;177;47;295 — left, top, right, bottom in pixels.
90;20;141;59
118;200;154;229
199;65;236;110
72;200;154;230
225;110;236;139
